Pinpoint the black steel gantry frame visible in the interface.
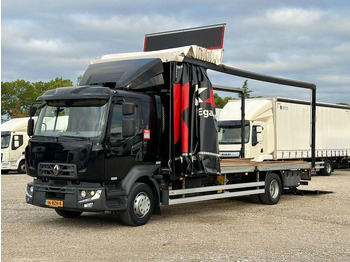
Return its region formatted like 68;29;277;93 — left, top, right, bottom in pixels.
182;57;317;169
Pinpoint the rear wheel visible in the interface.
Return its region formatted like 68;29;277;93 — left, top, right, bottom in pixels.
55;209;83;218
320;159;332;176
120;182;153;226
259;173;282;205
17;160;26;174
250;194;262;204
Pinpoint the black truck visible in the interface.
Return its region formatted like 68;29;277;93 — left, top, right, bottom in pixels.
25;27;317;226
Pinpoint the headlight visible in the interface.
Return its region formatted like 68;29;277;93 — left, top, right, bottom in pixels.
79;190;99;199
27;185;34;196
78;190;102;204
80;190;86;198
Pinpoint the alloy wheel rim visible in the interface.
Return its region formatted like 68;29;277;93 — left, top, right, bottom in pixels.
269;180;279;199
133;192;151;218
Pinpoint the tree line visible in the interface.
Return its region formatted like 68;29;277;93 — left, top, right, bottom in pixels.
1;78;73;118
1;78;253;118
1;78;348;119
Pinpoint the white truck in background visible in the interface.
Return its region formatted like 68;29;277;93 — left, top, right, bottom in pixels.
218;97;350;176
1;117;36;174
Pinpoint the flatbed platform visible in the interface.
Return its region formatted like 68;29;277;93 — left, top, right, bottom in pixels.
220;158;311;174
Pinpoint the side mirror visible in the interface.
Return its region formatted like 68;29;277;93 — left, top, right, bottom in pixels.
122;118;136;138
29;105;37;117
27;119;35;137
122;102;135;115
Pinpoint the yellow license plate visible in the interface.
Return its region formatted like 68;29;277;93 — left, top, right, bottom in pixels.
45;199;63;207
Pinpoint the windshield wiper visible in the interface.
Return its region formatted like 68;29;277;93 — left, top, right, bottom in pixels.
59;135;90;141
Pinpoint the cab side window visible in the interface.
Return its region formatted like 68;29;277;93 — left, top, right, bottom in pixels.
110;103;138;142
12;135;23;150
252;125;263;146
110;104;123;140
252;126;258;146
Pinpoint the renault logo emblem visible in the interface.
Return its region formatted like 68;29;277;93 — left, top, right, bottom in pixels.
53;164;60;175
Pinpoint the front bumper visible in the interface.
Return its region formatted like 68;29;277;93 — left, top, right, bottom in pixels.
220;151;241;158
26;179;127;212
1;161;12;170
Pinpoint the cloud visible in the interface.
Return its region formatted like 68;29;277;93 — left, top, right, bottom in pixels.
2;1;350;104
264;8;324;27
317;75;350;85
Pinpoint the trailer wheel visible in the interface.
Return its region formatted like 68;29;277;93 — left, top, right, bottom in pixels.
17;160;26;174
259;173;282;205
55;209;83;218
320;159;332;176
120;182;153;226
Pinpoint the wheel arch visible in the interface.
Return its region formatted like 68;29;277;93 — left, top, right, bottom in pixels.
16;156;26;173
260;171;284;189
16;155;26;168
121;165;161;215
275;171;285;189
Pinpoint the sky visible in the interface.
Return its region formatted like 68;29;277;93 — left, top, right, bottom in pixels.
1;0;350;104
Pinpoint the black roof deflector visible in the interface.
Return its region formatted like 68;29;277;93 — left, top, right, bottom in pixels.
79;58;164;90
38;86;112;101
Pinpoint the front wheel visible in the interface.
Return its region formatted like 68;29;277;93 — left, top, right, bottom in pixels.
259;173;282;205
120;182;153;226
55;209;83;218
17;160;26;174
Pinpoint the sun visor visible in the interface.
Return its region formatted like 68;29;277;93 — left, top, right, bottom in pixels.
80;58;164;90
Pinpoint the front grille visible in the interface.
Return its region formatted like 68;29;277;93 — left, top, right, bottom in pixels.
38;163;77;178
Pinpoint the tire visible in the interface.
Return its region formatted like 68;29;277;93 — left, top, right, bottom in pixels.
17;160;26;174
259;173;282;205
320;159;332;176
120;182;154;226
55;209;83;218
250;194;262;204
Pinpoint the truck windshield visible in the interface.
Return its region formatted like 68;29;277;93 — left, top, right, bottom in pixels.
218;125;250;144
34;100;108;139
1;133;11;149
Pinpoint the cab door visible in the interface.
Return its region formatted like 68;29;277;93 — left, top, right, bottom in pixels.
250;123;265;161
104;99;144;180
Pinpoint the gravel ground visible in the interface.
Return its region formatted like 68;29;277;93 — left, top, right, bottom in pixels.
2;169;350;262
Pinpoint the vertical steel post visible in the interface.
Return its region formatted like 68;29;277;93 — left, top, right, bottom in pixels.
311;88;316;168
241;91;245;158
169;62;176;177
